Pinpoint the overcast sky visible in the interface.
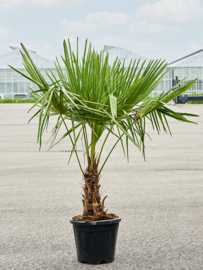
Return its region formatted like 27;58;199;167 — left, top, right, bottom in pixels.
0;0;202;63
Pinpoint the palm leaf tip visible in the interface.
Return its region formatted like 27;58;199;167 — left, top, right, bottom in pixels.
10;38;198;173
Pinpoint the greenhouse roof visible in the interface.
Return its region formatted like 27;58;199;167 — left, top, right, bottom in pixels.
103;45;116;52
103;45;150;67
168;49;203;67
0;46;55;69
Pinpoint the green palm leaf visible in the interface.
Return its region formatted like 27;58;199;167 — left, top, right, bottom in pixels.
9;39;198;173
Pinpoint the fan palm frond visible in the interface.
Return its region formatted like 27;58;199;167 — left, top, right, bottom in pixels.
9;39;198;173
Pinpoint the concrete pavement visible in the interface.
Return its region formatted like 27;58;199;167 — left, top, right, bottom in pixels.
0;104;203;270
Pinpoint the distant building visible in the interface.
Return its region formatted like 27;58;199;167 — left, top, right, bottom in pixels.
167;50;203;95
0;46;56;98
103;45;151;67
0;45;203;98
104;45;203;96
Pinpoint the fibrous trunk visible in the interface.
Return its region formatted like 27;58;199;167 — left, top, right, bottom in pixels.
82;156;107;219
72;155;117;222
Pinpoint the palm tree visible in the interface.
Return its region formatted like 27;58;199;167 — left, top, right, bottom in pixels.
10;39;197;222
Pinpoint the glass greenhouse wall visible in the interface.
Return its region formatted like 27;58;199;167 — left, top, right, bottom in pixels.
166;50;203;96
150;68;172;97
149;68;203;97
1;46;203;99
0;47;57;98
104;46;203;97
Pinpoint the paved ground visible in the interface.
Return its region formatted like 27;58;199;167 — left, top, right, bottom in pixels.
0;104;203;270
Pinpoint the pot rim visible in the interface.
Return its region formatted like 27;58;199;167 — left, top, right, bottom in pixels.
70;216;121;226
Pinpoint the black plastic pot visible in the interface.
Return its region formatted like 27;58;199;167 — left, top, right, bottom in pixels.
70;217;121;264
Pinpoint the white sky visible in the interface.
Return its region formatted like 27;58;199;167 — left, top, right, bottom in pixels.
0;0;202;63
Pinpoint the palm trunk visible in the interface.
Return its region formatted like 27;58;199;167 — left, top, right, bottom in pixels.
72;154;118;222
74;123;118;222
82;156;107;218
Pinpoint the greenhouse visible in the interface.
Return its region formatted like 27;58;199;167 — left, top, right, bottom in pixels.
103;45;171;97
0;46;56;98
104;46;203;97
0;45;203;98
167;50;203;95
103;45;151;67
